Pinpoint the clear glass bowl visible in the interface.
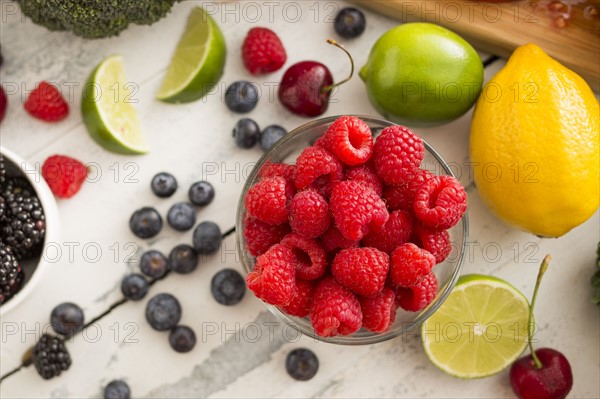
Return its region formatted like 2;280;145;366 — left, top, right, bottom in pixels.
236;115;468;345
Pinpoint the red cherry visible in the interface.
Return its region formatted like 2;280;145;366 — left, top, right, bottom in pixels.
510;348;573;399
0;85;7;123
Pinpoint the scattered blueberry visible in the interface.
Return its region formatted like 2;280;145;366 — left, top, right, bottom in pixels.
233;118;260;148
167;202;196;231
188;181;215;207
129;207;162;239
50;302;85;337
139;250;169;279
285;348;319;381
120;274;149;301
169;244;198;274
169;325;197;353
150;172;177;198
225;81;259;113
211;269;246;306
104;379;131;399
334;7;366;39
145;293;182;331
192;221;222;255
259;125;287;151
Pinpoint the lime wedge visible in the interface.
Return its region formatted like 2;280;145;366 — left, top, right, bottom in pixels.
81;55;148;155
156;7;226;103
422;274;529;379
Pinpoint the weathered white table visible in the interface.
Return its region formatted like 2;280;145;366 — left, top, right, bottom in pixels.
1;1;598;397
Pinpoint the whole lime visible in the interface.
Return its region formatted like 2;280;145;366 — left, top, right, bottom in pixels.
360;23;484;126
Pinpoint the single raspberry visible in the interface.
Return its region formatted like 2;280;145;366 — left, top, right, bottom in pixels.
412;223;452;264
243;215;290;257
24;81;69;122
289;190;330;238
413;175;467;229
383;169;434;211
246;244;296;306
242;27;287;75
319;225;359;253
280;233;327;280
394;272;438;312
345;163;383;196
373;125;424;185
312;135;328;148
390;243;436;287
310;277;362;337
323;116;373;166
279;279;314;317
332;247;389;297
330;180;389;241
258;162;295;181
293;146;343;192
359;287;397;333
362;209;413;254
245;176;289;225
41;155;88;198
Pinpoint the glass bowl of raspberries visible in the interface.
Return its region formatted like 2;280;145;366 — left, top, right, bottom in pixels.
237;115;468;344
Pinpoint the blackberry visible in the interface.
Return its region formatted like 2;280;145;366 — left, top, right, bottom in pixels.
32;334;72;380
0;155;7;185
50;302;85;337
0;243;21;304
285;348;319;381
104;380;131;399
168;325;196;353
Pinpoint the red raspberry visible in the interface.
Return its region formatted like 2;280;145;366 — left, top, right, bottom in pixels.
330;181;389;241
242;27;287;75
359;287;397;333
41;155;88;198
293;146;343;193
412;223;452;264
413;175;467;229
394;272;438;312
383;169;434;211
313;135;328;148
279;279;314;317
310;277;362;337
246;244;296;306
362;210;413;254
390;243;436;287
24;81;69;122
245;176;289;225
243;215;290;257
319;225;359;253
323;116;373;166
345;163;383;196
258;162;295;181
373;125;424;185
289;190;330;238
280;233;327;280
332;247;389;297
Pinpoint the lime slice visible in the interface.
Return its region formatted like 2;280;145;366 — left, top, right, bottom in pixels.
81;55;148;154
156;7;227;103
422;274;529;379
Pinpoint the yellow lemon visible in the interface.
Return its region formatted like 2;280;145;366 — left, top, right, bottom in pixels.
470;43;599;237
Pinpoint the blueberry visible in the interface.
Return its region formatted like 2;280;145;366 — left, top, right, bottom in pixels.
285;348;319;381
192;221;222;255
169;244;198;274
259;125;287;151
145;293;182;331
225;81;259;113
150;172;177;198
233;118;260;149
334;7;366;39
211;269;246;306
139;250;169;279
167;202;196;231
168;325;197;353
120;274;149;301
188;181;215;207
129;207;162;239
104;379;131;399
50;302;84;337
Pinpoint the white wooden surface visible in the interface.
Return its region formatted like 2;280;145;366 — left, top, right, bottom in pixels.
0;1;598;398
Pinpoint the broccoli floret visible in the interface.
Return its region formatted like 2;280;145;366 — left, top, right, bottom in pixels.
16;0;181;39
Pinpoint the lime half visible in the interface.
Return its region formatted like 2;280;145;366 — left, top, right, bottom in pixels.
422;274;529;379
81;55;147;155
156;7;226;103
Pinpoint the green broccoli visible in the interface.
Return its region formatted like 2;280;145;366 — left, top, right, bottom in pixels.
16;0;182;39
592;242;600;305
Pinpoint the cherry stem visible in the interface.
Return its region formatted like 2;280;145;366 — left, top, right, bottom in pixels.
528;255;551;369
321;39;354;93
